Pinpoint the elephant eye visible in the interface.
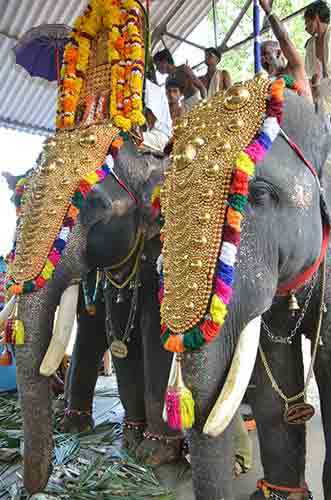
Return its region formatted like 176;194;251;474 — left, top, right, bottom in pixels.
249;180;278;207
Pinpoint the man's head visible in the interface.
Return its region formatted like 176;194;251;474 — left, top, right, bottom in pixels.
165;77;183;105
304;1;330;35
205;47;221;67
261;40;286;76
153;49;174;75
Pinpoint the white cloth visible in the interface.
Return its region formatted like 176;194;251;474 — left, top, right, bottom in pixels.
142;128;170;152
305;26;331;115
183;90;201;112
305;25;331;79
144;79;172;139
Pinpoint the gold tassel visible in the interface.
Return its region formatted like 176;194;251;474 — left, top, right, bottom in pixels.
11;299;25;345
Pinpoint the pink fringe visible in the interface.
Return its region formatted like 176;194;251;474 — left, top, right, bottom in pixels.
215;278;233;305
244;141;266;164
165;390;182;430
48;248;61;266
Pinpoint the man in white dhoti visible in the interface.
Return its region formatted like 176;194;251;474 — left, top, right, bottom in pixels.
305;1;331;115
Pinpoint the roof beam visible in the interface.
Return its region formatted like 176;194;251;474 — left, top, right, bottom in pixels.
221;5;308;54
0;117;53;136
151;0;187;49
164;31;207;51
219;0;253;51
192;4;309;70
0;30;19;42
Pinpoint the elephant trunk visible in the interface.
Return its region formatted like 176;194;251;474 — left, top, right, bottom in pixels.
15;288;58;493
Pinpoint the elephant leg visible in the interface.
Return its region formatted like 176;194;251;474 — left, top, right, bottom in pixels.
111;324;146;452
62;298;107;433
314;333;331;500
184;335;236;500
104;289;146;452
250;336;307;499
135;264;183;467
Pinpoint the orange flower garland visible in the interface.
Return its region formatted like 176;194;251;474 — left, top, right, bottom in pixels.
56;0;145;131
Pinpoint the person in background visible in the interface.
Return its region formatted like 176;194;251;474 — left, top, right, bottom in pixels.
199;47;232;98
165;77;185;121
258;0;312;102
142;75;172;153
154;48;207;99
304;1;331;114
153;49;176;76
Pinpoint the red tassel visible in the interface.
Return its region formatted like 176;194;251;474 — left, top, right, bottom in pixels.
4;319;14;344
0;347;12;366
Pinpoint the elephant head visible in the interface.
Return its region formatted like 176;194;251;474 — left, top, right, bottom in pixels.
160;78;331;500
1;138;167;494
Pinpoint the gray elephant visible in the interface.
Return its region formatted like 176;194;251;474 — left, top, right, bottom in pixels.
2;76;331;500
156;77;331;500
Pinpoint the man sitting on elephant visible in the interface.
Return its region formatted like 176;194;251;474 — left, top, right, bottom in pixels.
259;0;312;101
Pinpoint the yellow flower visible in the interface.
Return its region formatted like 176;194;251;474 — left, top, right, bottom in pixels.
114;115;132;131
131;46;143;60
236;151;255;177
41;261;55;280
210;295;227;325
130;110;145;126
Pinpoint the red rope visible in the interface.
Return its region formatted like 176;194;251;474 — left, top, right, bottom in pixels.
257;479;308;494
277;223;330;295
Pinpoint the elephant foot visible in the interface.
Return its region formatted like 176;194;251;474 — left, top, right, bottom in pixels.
61;409;94;433
250;484;310;500
135;431;183;467
122;420;145;453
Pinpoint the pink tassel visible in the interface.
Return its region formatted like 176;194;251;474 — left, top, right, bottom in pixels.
165;390;182;430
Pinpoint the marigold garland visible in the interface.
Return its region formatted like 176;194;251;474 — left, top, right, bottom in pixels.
56;0;145;131
157;77;296;355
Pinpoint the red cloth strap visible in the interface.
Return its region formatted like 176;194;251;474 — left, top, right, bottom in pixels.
277;223;330;296
257;479;308;494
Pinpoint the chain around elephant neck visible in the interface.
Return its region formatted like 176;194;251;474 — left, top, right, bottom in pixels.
104;269;140;347
259;258;326;410
261;274;317;345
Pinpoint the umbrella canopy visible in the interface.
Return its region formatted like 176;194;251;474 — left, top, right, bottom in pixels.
13;24;71;83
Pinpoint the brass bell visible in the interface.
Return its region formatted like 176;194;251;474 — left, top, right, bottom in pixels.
288;291;300;316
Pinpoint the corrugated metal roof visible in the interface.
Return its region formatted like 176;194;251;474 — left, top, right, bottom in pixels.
0;0;212;136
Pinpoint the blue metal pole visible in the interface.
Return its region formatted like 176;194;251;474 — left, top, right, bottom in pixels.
253;0;262;74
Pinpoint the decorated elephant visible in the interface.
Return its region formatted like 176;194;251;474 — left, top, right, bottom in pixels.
154;76;331;500
1;3;331;500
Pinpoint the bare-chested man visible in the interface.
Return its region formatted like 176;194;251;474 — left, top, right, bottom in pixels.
304;1;331;114
258;0;312;102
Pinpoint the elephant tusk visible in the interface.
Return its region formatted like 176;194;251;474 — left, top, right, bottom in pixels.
39;284;79;377
203;316;261;437
0;296;17;332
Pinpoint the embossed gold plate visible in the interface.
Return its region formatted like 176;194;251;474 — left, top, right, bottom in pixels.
12;122;119;284
161;76;270;334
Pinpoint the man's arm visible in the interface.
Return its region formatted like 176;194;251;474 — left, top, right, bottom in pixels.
221;70;232;90
259;0;302;69
183;65;207;99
